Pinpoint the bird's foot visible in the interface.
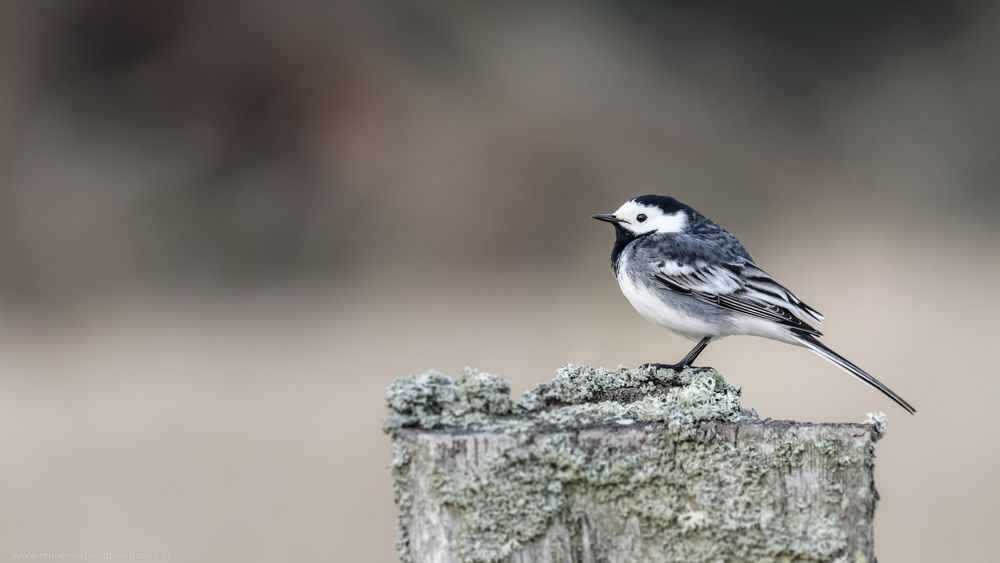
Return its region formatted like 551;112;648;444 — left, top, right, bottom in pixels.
640;362;684;372
639;363;711;373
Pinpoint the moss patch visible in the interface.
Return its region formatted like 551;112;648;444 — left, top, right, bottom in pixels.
432;431;848;562
390;440;414;563
384;368;515;433
384;364;747;437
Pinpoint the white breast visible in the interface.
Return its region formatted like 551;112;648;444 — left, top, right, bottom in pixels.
616;253;718;340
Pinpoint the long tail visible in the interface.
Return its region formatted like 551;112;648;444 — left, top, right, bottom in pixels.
792;333;916;414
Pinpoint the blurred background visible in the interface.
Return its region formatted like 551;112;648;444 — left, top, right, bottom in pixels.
1;1;998;561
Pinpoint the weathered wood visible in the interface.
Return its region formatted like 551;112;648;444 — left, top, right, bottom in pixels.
385;365;884;563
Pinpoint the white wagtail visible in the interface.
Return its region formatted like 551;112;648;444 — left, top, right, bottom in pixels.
593;195;915;414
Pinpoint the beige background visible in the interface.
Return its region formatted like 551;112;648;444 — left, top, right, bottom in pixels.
1;2;998;561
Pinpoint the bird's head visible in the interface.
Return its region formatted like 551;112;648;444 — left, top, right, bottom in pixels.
592;195;689;238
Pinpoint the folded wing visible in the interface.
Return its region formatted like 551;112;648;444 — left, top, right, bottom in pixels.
652;259;824;337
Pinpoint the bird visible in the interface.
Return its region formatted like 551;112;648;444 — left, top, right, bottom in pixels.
593;195;915;414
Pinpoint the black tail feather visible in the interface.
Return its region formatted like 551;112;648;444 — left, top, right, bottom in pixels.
793;334;916;415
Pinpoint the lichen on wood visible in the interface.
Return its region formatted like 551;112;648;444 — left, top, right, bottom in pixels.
385;365;884;563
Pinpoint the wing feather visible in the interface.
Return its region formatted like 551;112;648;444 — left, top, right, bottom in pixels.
652;259;824;336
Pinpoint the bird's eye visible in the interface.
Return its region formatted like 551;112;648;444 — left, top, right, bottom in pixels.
636;214;647;223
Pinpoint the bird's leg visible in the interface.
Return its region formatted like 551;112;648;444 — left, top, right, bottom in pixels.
641;337;713;371
677;336;712;367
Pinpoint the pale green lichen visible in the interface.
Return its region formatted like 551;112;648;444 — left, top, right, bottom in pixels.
520;363;734;412
384;368;514;433
385;365;872;563
432;431;848;562
863;411;888;440
677;510;710;531
384;368;515;563
771;440;807;470
433;438;586;562
523;364;748;432
390;440;415;563
384;364;747;436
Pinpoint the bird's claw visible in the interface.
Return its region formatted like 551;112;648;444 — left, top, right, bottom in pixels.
640;362;684;371
639;363;711;373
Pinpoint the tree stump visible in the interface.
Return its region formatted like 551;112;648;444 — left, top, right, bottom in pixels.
384;365;885;563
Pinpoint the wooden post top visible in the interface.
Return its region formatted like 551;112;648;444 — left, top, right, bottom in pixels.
386;365;885;563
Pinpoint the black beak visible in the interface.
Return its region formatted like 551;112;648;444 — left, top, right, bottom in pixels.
592;213;621;224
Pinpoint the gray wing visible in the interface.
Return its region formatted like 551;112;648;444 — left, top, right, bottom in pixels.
651;257;825;337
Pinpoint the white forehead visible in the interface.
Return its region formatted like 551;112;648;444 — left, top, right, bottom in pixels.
613;200;687;234
613;200;658;217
